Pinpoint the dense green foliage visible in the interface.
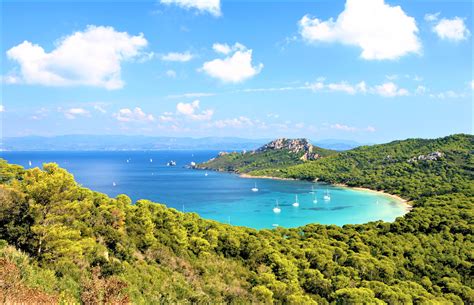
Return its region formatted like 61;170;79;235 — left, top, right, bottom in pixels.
0;134;473;304
198;144;336;174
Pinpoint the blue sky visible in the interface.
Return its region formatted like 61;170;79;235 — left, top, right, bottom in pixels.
1;0;472;143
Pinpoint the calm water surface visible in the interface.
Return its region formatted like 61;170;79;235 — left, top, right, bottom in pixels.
1;151;408;229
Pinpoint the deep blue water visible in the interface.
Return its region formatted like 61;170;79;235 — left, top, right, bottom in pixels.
1;151;408;229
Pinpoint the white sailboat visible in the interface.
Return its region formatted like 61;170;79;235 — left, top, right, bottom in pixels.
323;189;331;201
112;182;116;187
251;182;259;192
273;200;281;213
312;192;318;204
204;172;209;177
150;158;153;163
309;185;315;194
28;160;32;167
292;194;300;207
126;159;129;163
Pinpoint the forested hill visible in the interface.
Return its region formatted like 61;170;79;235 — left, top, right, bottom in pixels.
197;138;337;173
0;134;473;303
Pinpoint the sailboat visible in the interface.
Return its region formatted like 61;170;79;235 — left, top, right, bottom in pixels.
204;172;209;176
312;192;318;204
112;182;116;187
28;160;32;167
309;185;315;194
251;182;259;192
292;194;300;207
323;189;331;201
126;159;130;163
150;158;153;163
273;200;281;213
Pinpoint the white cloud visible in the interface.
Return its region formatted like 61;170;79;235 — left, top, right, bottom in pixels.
330;123;376;132
113;107;155;122
201;43;263;83
373;82;409;97
6;25;148;90
424;12;440;22
415;85;427;95
211;116;257;129
161;52;193;62
331;123;356;132
166;69;177;78
160;0;221;16
429;91;466;99
212;43;232;54
0;105;4;112
63;107;90;119
93;104;107;113
298;0;421;60
1;74;21;84
327;81;367;94
176;100;214;121
167;92;216;99
433;17;470;41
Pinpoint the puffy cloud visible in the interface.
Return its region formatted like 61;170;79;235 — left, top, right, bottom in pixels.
424;12;440;22
0;105;4;112
166;69;177;78
201;43;263;83
433;17;470;41
330;123;376;132
160;0;221;16
176;100;214;121
415;85;427;95
330;123;356;132
327;81;367;94
373;82;409;97
167;92;216;99
113;107;155;122
62;108;90;119
212;43;232;54
298;0;421;60
211;116;257;128
161;52;193;62
6;25;148;90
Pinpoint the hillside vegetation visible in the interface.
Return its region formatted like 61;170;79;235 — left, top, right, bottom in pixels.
0;134;473;304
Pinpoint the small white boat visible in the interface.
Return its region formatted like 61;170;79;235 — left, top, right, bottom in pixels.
126;159;129;163
272;224;279;227
112;182;116;187
309;185;315;194
273;200;281;213
205;172;209;176
28;160;32;167
167;160;177;166
292;194;299;207
150;158;153;163
323;189;331;201
312;193;317;204
251;182;259;192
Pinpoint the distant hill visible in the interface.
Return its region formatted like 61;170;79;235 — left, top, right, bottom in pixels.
197;138;338;173
0;135;366;151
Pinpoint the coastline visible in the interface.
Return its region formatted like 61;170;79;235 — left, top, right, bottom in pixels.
238;172;412;211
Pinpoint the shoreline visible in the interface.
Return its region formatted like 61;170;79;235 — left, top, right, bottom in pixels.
238;172;412;211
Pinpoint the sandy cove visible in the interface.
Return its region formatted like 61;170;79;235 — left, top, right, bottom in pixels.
238;173;412;211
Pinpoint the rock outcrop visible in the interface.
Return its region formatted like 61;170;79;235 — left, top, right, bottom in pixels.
256;138;320;161
408;151;443;163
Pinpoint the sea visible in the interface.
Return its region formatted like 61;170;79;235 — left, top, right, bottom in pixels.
1;151;408;229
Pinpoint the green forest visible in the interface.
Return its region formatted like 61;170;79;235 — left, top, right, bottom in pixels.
0;134;473;304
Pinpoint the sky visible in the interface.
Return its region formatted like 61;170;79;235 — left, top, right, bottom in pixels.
1;0;473;143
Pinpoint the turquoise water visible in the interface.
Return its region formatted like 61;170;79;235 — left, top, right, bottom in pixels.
1;151;408;229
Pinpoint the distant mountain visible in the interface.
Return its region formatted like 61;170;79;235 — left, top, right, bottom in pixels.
0;135;269;151
0;135;366;151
